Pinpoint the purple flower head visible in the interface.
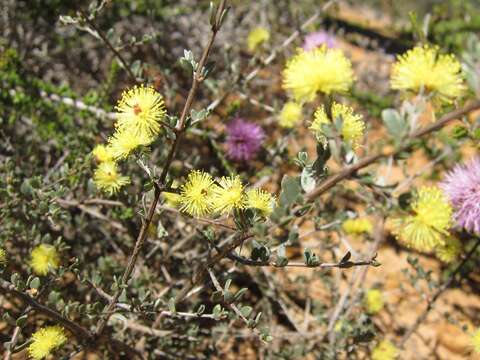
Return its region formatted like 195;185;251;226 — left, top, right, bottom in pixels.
302;31;336;51
441;157;480;233
226;118;265;162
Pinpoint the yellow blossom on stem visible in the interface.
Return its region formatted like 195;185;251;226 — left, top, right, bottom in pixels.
92;144;114;163
342;218;373;235
279;102;302;129
179;170;215;217
435;236;462;263
163;191;182;208
211;175;246;215
115;85;166;138
247;27;270;52
372;340;398;360
108;129;153;160
364;289;384;314
310;102;365;149
283;46;354;102
30;244;59;276
246;188;275;216
392;186;453;252
471;328;480;354
391;45;465;105
28;326;67;360
93;161;130;195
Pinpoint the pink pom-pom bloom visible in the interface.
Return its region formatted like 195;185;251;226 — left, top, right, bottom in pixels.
226;118;265;162
441;157;480;233
302;31;336;51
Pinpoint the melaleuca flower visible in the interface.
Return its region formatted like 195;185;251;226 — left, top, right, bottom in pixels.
302;30;335;51
246;188;275;216
225;118;265;162
247;27;270;52
211;175;246;214
342;218;373;235
115;85;166;138
391;45;465;105
108;129;153;160
93;161;130;195
471;328;480;354
163;192;181;208
364;289;384;314
441;157;480;233
283;47;354;102
435;236;462;263
28;326;67;360
92;144;114;163
310;102;365;149
30;244;59;276
0;248;6;265
372;340;398;360
279;102;302;129
179;170;215;217
391;186;453;252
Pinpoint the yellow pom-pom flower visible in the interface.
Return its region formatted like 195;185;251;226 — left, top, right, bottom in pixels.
92;144;114;163
0;248;6;265
247;27;270;52
279;102;302;129
28;326;67;360
372;340;398;360
342;218;373;235
115;85;166;138
364;289;384;314
392;186;453;252
283;47;354;102
211;175;246;215
310;102;365;149
471;328;480;354
93;161;130;195
108;130;153;160
391;45;465;105
435;236;462;263
30;244;59;276
179;170;215;217
246;188;275;216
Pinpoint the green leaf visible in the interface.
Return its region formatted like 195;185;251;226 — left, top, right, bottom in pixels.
16;314;28;327
279;175;302;207
382;108;407;139
30;277;41;289
240;306;253;318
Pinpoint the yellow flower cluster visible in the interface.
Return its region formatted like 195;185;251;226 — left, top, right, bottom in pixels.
435;236;462;263
92;85;166;195
364;288;384;314
0;248;6;265
30;244;60;276
247;27;270;52
391;186;453;252
372;340;398;360
279;102;302;129
342;218;373;235
391;45;465;105
28;326;67;360
177;170;275;218
472;328;480;354
310;102;365;149
282;46;354;102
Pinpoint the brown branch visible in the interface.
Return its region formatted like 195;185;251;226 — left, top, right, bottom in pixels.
94;0;228;336
399;237;480;348
305;99;480;202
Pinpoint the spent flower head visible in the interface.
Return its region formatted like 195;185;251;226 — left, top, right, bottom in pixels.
310;102;365;149
179;170;215;217
225;118;265;162
31;244;59;276
392;186;453;252
302;30;336;51
93;161;130;195
28;326;67;360
246;188;275;216
247;27;270;52
391;45;465;105
211;175;246;215
441;157;480;233
115;85;166;138
435;236;462;263
279;102;302;129
283;47;354;102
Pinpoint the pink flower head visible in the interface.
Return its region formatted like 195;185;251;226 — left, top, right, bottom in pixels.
226;118;264;162
302;31;336;51
441;157;480;233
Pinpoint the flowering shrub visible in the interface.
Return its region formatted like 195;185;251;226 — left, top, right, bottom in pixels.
1;1;480;359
